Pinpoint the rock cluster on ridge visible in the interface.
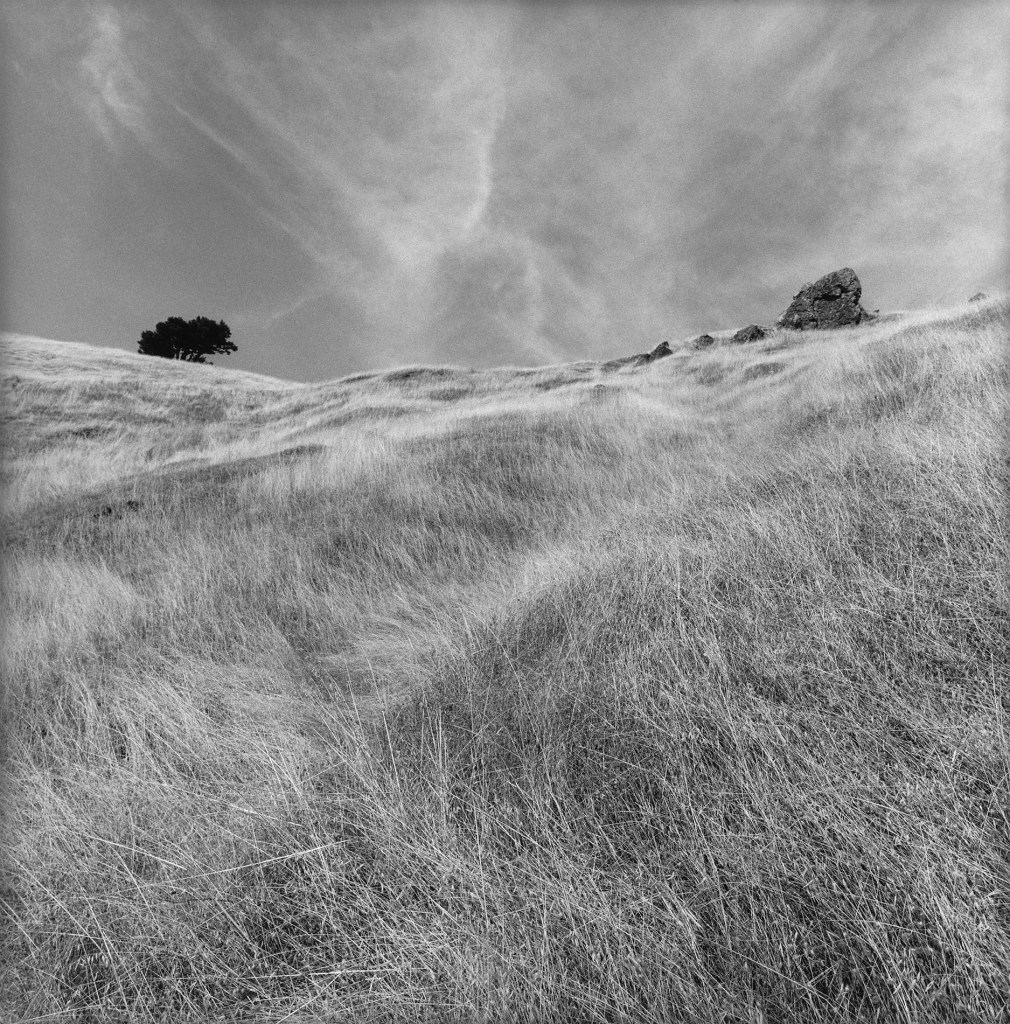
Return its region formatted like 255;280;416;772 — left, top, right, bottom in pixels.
777;268;872;330
969;292;989;303
691;333;716;349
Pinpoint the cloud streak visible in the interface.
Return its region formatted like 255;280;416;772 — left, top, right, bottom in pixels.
79;4;151;151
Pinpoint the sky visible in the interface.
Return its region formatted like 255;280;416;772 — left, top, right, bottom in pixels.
2;1;1007;382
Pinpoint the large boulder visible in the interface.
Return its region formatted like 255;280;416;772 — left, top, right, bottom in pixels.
778;268;872;330
730;324;768;344
969;292;989;303
691;333;716;350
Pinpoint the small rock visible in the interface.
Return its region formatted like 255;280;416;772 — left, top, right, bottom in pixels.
777;267;871;329
969;292;989;303
93;499;142;521
692;333;716;350
607;340;672;370
730;324;768;344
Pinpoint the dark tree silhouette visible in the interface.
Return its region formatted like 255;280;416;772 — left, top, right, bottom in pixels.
138;317;236;363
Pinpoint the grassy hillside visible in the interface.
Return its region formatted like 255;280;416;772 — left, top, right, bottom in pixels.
2;301;1008;1023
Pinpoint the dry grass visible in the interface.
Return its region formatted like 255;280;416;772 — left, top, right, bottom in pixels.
2;299;1008;1022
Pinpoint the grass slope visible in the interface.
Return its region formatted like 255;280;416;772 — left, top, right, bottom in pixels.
2;302;1008;1022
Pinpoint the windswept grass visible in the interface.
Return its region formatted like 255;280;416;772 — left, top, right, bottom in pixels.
2;299;1008;1022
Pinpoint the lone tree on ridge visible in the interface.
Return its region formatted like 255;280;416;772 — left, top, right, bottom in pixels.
138;317;236;363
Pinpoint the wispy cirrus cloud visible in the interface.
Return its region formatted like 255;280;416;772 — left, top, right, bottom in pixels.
79;4;151;151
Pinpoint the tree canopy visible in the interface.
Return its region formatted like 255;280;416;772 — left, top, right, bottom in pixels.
138;317;236;363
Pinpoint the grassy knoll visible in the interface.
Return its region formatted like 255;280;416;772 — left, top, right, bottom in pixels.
2;300;1008;1022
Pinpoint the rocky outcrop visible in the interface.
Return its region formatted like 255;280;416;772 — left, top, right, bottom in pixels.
778;268;872;330
969;292;989;303
730;324;768;344
691;333;716;350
